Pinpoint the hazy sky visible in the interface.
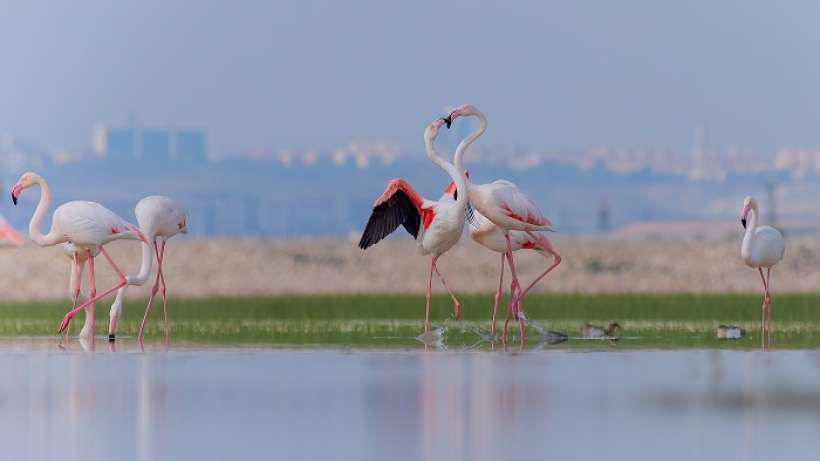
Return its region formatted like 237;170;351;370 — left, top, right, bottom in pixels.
1;1;820;153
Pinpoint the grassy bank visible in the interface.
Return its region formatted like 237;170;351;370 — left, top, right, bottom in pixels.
1;293;819;349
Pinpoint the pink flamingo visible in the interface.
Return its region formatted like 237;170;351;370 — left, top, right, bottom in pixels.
447;104;555;341
444;177;561;338
0;213;24;246
10;172;146;334
108;195;188;342
359;117;469;332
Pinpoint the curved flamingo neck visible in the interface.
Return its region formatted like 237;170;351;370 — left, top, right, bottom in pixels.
742;204;759;255
425;130;468;209
28;175;60;246
454;110;487;178
131;234;155;285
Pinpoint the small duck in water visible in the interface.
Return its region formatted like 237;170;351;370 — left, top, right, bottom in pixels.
581;322;621;339
717;325;745;340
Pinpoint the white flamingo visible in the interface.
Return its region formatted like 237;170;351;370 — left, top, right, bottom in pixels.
107;195;188;342
740;196;784;342
447;103;555;341
10;172;146;335
359;117;469;332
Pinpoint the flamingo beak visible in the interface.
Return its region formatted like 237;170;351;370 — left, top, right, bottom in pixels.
441;116;452;129
740;204;751;229
10;183;22;206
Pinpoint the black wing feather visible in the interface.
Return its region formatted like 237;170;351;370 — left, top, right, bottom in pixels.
358;190;421;249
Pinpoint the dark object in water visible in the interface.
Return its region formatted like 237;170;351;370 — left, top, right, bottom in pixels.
581;322;621;339
717;325;745;340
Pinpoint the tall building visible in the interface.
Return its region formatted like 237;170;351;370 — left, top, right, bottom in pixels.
93;123;207;162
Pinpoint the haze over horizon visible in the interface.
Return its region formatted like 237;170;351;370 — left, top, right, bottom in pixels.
2;1;820;154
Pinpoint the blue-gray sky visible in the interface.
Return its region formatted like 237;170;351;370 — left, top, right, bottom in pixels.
1;0;819;153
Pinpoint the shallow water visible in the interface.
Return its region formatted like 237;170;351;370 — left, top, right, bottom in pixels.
4;337;820;461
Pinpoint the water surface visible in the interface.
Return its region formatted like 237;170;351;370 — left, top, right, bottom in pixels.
4;337;820;461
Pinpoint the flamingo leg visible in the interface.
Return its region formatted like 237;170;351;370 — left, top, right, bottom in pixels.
138;240;162;342
766;267;773;347
158;240;170;344
503;244;526;343
79;249;97;340
516;234;563;318
490;253;506;338
59;247;127;333
433;263;461;320
424;257;436;334
758;267;768;348
503;252;521;343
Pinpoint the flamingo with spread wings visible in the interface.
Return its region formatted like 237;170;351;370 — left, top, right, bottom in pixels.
359;117;469;332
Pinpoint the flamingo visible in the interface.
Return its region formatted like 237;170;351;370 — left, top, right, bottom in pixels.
446;103;555;341
740;196;784;344
10;171;146;334
0;213;24;246
443;185;561;339
358;117;469;332
107;195;188;342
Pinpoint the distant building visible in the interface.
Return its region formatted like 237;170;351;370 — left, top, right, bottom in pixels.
93;123;207;162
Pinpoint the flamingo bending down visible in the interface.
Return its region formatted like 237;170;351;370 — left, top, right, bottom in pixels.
108;195;188;342
447;104;555;340
10;172;146;334
740;196;784;343
359;117;469;332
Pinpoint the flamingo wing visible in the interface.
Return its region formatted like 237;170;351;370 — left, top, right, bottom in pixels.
359;179;425;249
490;182;552;229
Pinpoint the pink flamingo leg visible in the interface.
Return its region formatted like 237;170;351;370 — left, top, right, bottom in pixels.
766;267;773;347
138;240;162;341
503;242;526;342
59;247;128;333
490;253;506;338
158;241;170;343
515;233;563;317
502;252;521;343
758;268;768;348
433;264;461;320
424;257;436;333
83;248;97;339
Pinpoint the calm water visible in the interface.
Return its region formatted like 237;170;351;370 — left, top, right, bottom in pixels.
4;338;820;461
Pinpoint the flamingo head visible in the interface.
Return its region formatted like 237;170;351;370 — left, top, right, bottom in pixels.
424;118;445;142
740;196;756;229
447;104;478;123
443;170;470;199
178;216;188;234
10;171;38;206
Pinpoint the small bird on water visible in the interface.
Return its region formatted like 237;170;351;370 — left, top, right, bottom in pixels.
717;325;745;340
580;322;621;339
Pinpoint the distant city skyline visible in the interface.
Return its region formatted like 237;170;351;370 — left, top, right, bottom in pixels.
3;1;820;154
